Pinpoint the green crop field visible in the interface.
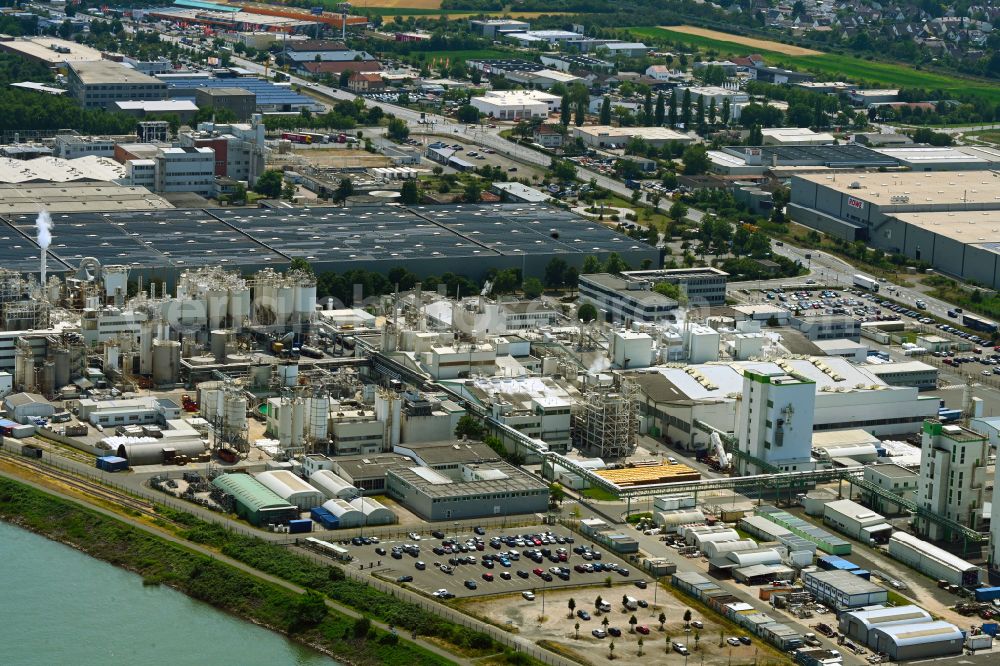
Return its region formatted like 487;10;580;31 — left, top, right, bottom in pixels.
630;26;1000;105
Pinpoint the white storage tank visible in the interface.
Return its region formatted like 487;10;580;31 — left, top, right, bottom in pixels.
206;288;228;329
229;286;251;328
350;496;395;526
255;470;324;510
277;362;298;387
290;398;305;447
322;498;364;528
294;279;317;319
308;469;361;501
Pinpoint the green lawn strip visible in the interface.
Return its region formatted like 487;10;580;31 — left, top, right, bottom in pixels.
628;27;1000;105
0;477;448;666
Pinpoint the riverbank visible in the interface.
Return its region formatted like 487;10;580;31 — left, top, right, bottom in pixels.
0;476;450;666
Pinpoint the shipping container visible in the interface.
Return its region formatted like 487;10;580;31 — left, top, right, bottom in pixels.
309;506;340;529
966;633;993;650
975;587;1000;602
288;518;313;534
96;455;129;472
981;622;999;636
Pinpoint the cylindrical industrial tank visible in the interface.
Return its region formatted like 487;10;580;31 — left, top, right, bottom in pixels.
249;362;271;388
38;361;55;397
197;381;223;421
53;347;71;389
152;340;181;385
275;284;294;325
541;356;558;376
206;288;228;330
291;398;305;447
277;399;293;445
306;395;328;441
138;321;154;375
104;343;120;373
277;362;298;387
224;390;248;434
211;329;230;364
295;280;317;318
103;266;128;300
229;287;251;328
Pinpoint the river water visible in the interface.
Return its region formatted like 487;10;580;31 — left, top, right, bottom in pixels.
0;521;335;666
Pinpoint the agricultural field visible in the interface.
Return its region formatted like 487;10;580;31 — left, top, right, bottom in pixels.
631;26;1000;105
663;25;820;56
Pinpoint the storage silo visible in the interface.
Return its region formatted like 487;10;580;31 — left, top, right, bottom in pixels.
138;320;155;375
308;470;360;501
322;498;364;528
255;470;324;510
290;398;305;447
306;395;328;442
152;340;181;385
223;386;247;436
350;497;395;526
206;288;228;330
275;282;294;327
211;329;230;363
229;285;251;328
38;361;55;397
277;361;298;387
294;276;317;321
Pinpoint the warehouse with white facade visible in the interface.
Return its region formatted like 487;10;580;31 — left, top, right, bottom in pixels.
871;621;964;661
822;499;893;544
255;470;325;510
887;532;981;587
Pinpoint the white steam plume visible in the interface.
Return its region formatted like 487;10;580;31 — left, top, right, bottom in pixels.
36;209;52;290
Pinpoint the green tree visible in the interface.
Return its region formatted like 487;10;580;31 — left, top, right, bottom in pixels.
560;95;571;126
386;117;409;141
658;612;666;630
281;181;296;201
457;104;480;123
638;637;644;656
522;277;544;299
668;93;677;127
544;257;568;288
681;145;710;175
681;88;692;127
574;97;586;127
550;482;565;505
253;169;283;198
289;257;314;274
669;200;689;222
335;177;353;202
603;252;629;274
683;609;692;626
695;94;706;134
582;255;603;274
400;179;419;205
577;302;598;323
654;92;665;126
643;90;653;123
287;590;328;631
454;414;485;440
575;622;580;639
568;597;576;618
599;96;611;125
629;615;638;633
721;98;731;125
463;180;481;203
653;282;681;300
352;616;371;638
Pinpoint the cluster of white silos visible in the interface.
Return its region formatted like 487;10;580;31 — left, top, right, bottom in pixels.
267;392;328;449
252;268;316;328
176;266;252;331
198;380;248;443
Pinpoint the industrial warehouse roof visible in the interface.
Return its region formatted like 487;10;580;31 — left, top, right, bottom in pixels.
793;171;1000;206
0;156;125;183
0;203;652;274
161;77;314;107
70;61;164;85
388;460;547;498
211;473;296;511
891;210;1000;244
841;605;932;628
872;621;963;647
0;37;103;64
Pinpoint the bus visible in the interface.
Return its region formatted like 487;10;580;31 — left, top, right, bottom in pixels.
303;537;351;562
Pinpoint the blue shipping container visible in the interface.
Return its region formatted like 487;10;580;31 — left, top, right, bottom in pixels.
96;455;129;472
981;622;999;636
288;519;312;534
310;507;339;529
817;555;859;571
975;587;1000;602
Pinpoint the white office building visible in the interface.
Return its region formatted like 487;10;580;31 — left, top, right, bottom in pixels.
470;90;559;120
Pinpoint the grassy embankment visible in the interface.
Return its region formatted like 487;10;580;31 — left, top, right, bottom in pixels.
0;477;539;666
629;26;1000;106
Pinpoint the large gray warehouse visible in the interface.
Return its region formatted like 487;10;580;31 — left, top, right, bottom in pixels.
789;171;1000;289
4;203;657;285
386;460;549;521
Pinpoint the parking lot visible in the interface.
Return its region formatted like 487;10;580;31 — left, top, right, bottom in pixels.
404;135;548;182
341;524;640;600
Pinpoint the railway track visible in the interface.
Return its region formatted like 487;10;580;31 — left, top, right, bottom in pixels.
0;451;169;524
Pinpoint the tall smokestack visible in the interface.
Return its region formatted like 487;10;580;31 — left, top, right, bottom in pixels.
35;209;52;293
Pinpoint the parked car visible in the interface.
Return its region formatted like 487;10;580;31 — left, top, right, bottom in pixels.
592;629;607;639
522;591;535;600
